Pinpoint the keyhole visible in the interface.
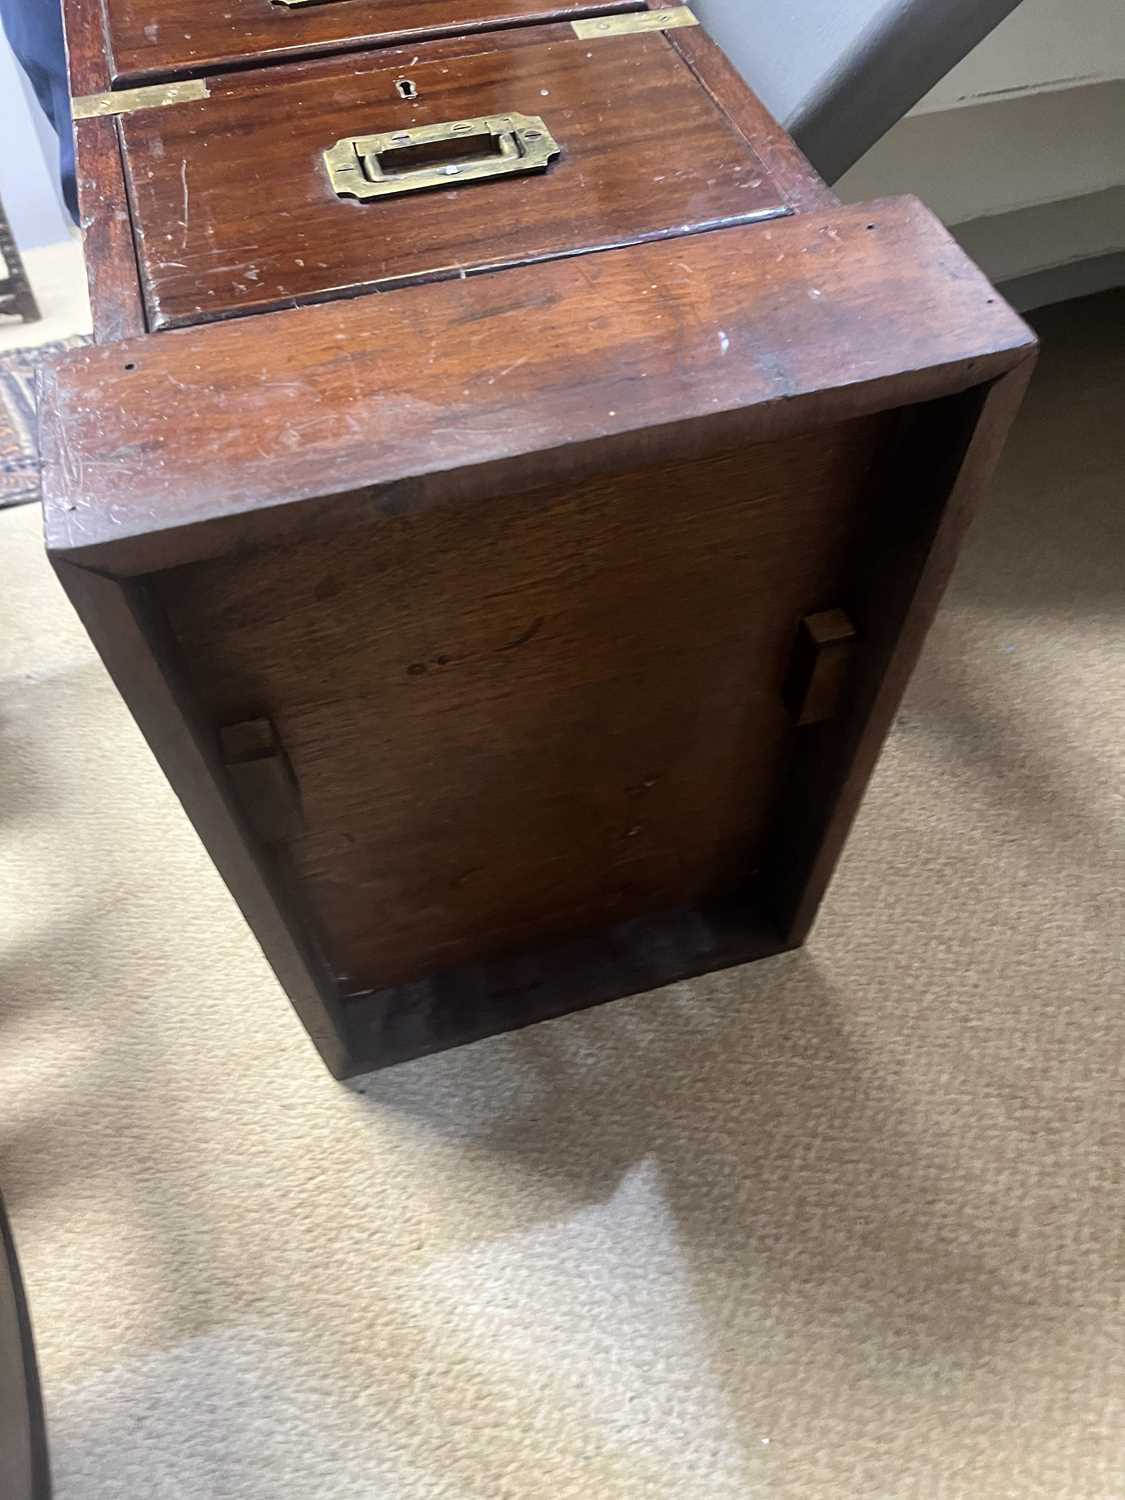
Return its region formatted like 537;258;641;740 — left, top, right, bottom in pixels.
395;78;418;100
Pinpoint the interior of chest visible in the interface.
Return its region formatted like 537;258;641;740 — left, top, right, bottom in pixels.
148;414;897;1007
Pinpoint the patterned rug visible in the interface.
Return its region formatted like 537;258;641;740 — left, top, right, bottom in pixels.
0;336;90;510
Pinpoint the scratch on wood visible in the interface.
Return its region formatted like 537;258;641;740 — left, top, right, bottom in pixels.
179;159;189;247
500;616;545;652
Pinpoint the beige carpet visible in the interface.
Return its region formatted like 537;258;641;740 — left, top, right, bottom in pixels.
1;293;1122;1499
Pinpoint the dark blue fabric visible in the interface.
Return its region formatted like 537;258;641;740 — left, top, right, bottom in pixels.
1;0;78;224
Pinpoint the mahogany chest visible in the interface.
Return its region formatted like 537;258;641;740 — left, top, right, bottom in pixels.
43;0;1037;1076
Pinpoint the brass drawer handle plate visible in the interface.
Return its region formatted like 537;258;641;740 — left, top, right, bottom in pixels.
324;114;561;202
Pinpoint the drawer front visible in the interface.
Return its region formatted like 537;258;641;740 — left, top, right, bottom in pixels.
120;31;791;330
103;0;641;84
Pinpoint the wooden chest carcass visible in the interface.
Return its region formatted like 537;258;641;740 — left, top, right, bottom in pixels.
44;1;1037;1075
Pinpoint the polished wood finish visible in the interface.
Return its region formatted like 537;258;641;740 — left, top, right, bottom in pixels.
43;196;1035;1073
54;0;1034;1072
102;0;638;85
45;199;1033;572
667;22;836;213
120;32;790;329
62;0;112;94
63;0;829;345
74;118;147;343
63;0;149;340
63;0;145;340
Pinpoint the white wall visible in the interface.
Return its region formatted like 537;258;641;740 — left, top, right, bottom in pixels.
694;0;1125;129
693;0;898;124
839;78;1125;224
915;0;1125;112
0;29;73;249
835;0;1125;295
698;0;1125;301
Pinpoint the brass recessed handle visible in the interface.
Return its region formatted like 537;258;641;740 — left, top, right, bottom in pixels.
324;114;561;202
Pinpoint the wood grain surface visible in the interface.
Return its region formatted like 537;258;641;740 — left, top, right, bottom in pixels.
61;0;113;94
43;197;1036;575
120;33;788;329
667;23;836;213
102;0;639;84
74;118;147;342
153;415;890;990
42;188;1035;1071
63;0;828;344
63;0;149;339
